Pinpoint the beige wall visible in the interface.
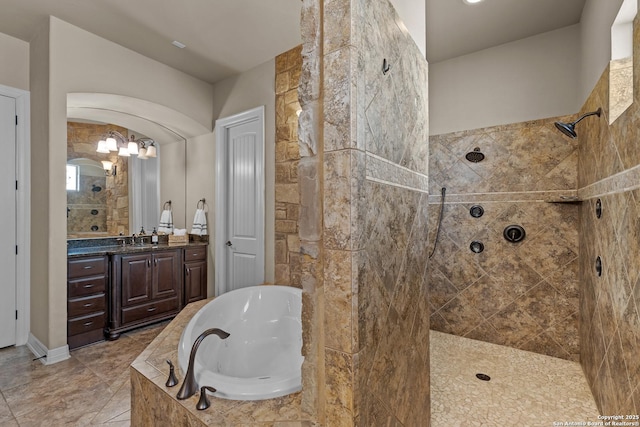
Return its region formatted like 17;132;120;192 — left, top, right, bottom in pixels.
0;32;29;91
184;132;216;296
30;16;215;350
580;0;625;104
430;24;582;135
159;141;187;231
28;19;51;347
211;59;277;284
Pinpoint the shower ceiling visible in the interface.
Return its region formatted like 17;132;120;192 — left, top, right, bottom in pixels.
0;0;588;82
427;0;587;63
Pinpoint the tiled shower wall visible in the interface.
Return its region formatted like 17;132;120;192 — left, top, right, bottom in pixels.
428;118;581;361
298;0;430;425
577;15;640;415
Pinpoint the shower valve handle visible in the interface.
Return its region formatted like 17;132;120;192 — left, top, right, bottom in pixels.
226;241;232;247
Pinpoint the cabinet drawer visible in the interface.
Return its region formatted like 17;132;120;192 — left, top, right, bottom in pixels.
68;276;106;298
121;297;179;325
184;246;207;262
68;312;105;336
68;294;106;318
68;257;107;278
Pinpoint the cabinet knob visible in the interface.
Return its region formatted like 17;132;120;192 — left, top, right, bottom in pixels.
83;265;93;270
83;284;94;289
186;268;190;276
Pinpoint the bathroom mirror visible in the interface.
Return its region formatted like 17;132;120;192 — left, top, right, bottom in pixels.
66;120;186;238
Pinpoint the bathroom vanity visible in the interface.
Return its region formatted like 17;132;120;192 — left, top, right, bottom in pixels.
67;239;208;349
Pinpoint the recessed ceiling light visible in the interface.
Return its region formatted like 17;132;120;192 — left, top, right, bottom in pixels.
171;40;186;49
463;0;484;4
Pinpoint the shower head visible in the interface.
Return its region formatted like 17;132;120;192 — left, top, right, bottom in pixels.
554;121;578;138
554;108;602;139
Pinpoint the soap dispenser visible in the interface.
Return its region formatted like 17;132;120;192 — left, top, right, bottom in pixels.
152;227;158;244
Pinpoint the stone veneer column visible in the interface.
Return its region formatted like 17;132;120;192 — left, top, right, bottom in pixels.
299;0;431;425
299;0;326;423
275;46;303;286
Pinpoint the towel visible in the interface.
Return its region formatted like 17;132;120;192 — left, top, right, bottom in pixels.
173;228;187;236
158;209;173;234
190;208;208;235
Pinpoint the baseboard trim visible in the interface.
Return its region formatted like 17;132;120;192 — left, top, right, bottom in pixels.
27;333;70;365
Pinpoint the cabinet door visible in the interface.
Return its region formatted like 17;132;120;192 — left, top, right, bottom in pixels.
184;260;207;305
120;253;152;307
152;250;181;301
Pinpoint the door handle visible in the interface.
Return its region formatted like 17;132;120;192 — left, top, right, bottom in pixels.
226;241;232;247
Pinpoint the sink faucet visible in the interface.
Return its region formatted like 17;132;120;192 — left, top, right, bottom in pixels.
176;328;230;400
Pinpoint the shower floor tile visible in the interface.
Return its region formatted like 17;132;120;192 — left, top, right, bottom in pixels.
431;330;600;427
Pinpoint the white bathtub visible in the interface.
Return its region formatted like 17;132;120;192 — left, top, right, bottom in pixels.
178;285;303;401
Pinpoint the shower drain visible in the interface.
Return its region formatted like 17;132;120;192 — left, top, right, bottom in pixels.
475;373;491;381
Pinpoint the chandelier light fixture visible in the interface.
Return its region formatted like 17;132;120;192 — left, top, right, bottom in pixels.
96;130;157;159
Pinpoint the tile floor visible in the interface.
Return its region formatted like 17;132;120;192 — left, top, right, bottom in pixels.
0;326;603;426
0;321;167;427
431;330;601;427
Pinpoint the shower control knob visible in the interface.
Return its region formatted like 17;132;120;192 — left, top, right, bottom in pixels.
470;205;484;218
226;241;232;247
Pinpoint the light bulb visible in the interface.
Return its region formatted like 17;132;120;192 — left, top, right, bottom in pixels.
96;140;110;153
106;137;118;151
145;144;157;158
128;141;139;155
101;160;113;170
138;147;148;159
118;146;130;157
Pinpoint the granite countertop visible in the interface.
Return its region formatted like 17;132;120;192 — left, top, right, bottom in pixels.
67;241;208;258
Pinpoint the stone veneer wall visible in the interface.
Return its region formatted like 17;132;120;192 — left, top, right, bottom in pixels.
577;14;640;416
427;118;581;361
275;46;303;286
67;122;129;237
298;0;430;425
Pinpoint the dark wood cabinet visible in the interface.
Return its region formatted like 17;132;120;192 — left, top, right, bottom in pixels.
68;244;207;345
67;256;108;349
184;245;208;304
108;249;182;339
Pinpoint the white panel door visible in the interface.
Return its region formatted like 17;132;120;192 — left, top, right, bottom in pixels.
0;95;16;348
215;106;265;295
226;118;263;291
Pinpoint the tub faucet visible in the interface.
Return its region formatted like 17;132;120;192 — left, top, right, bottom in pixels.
176;328;230;400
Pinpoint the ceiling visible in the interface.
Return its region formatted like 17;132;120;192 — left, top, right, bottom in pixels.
426;0;587;63
0;0;589;83
0;0;302;84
